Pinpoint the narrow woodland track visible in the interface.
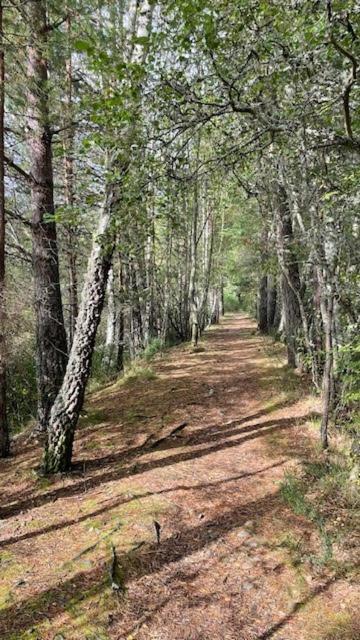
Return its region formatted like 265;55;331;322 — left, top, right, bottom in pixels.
0;315;358;640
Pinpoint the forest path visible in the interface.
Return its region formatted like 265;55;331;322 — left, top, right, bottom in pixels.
0;315;358;640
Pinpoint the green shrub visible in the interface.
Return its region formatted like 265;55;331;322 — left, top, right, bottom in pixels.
143;337;165;361
280;472;333;564
7;349;37;434
119;363;156;385
280;473;317;521
337;339;360;454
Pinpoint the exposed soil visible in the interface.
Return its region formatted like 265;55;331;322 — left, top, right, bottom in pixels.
0;315;358;640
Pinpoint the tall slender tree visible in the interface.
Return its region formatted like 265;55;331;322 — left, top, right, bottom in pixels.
0;0;8;457
26;0;68;434
43;0;153;472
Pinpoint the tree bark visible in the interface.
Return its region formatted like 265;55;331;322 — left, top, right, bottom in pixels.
317;264;335;450
189;181;199;347
63;14;78;345
43;184;117;473
42;0;153;471
116;306;125;373
276;184;302;368
320;294;333;450
199;204;214;331
27;0;68;433
267;275;277;330
104;266;116;368
0;0;8;457
258;275;268;333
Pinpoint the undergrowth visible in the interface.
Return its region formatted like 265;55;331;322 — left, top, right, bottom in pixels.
311;611;360;640
89;340;161;392
280;452;358;569
143;337;166;361
280;472;333;565
117;362;156;385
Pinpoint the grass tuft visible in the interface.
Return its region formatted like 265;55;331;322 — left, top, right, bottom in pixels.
143;337;165;361
118;363;157;385
312;612;360;640
280;472;334;565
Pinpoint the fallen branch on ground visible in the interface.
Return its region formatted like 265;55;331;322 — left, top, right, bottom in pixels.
148;421;188;448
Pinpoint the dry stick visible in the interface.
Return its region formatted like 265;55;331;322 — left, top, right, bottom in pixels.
139;419;188;449
154;520;161;545
149;421;188;448
109;543;121;591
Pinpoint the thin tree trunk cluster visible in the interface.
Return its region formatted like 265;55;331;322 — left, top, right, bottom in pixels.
255;158;348;449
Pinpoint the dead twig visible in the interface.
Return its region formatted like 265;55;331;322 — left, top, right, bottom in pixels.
149;421;188;448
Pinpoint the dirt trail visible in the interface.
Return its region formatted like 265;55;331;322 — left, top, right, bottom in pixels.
0;315;358;640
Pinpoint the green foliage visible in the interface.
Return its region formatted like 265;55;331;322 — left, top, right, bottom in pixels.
143;337;165;361
336;340;360;454
339;340;360;404
7;349;37;434
119;364;157;386
223;288;241;313
280;473;317;521
89;349;118;390
280;472;333;565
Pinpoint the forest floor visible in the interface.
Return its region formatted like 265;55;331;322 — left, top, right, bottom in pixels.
0;314;359;640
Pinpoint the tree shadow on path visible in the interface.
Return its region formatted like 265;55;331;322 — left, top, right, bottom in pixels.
0;412;306;521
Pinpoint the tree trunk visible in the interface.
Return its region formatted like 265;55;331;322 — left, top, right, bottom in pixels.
160;217;172;342
0;0;8;457
267;275;277;330
115;257;125;372
199;206;214;332
63;14;78;345
42;0;153;472
276;184;302;368
27;0;68;433
189;183;199;347
43;185;117;473
258;275;268;333
104;266;116;368
116;306;125;373
220;279;225;316
67;231;79;344
129;257;144;358
320;292;334;449
210;288;220;324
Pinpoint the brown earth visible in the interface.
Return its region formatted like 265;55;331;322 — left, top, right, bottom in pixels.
0;314;358;640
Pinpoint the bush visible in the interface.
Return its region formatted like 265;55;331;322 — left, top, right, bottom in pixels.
119;363;156;385
7;349;37;434
143;337;165;361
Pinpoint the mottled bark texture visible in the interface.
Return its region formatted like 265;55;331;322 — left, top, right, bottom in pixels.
27;0;68;433
43;0;152;471
43;186;117;473
63;16;79;345
0;0;8;457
